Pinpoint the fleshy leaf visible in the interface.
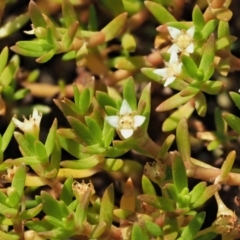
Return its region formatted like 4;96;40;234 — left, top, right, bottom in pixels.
123;77;137;111
144;1;176;23
176;118;191;163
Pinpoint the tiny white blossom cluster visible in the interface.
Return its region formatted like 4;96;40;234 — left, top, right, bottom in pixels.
12;108;42;135
154;26;195;87
105;99;145;139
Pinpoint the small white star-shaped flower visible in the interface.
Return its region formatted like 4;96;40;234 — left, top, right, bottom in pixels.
105;99;146;139
153;52;182;87
167;26;195;55
12;108;42;136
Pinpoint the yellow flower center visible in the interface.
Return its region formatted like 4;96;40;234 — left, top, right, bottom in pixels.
119;114;134;129
174;30;192;50
166;63;180;77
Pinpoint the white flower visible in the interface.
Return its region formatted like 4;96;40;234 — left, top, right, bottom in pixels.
153;52;182;87
105;99;146;139
167;26;195;55
12;108;42;136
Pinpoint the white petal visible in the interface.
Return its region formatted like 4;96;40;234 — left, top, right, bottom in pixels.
176;62;183;74
153;68;168;78
32;108;39;119
12;118;24;130
164;77;176;87
24;29;35;35
167;26;181;39
133;115;146;128
105;116;119;128
169;52;179;64
120;99;132;115
186;26;195;38
167;44;179;54
120;129;134;139
185;43;194;53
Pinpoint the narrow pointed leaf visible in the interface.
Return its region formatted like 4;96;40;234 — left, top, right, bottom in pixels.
172;154;187;193
162;101;194;131
192;5;205;30
29;1;47;28
0;47;8;74
176;118;191;163
101;13;128;42
144;1;176;23
67;116;95;145
199;34;215;76
222;113;240;134
131;223;149;240
45;119;57;157
62;0;78;28
99;184;114;229
123;77;137;111
179;212;206;239
156;92;194;112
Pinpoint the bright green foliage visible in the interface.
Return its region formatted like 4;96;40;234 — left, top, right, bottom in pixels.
0;0;240;239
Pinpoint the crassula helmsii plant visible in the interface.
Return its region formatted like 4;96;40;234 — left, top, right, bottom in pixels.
0;0;240;239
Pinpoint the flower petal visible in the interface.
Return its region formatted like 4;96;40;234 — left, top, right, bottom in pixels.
120;99;132;115
176;62;183;74
169;52;179;64
153;68;168;78
185;43;194;53
164;76;176;87
167;26;181;39
186;26;195;38
133;115;146;128
120;129;134;139
105;116;119;128
12;118;25;130
167;44;179;54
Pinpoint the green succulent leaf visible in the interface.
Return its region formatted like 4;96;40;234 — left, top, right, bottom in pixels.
0;47;8;75
99;184;114;229
142;175;156;195
144;1;176;23
145;220;163;238
19;203;43;220
123;77;137;111
41;191;65;219
62;0;78;28
67;116;95;145
194;92;207;117
189;182;207;205
222;113;240;134
99;0;124;16
79;88;91;115
162;102;194;132
29;1;47;28
192;5;205;30
172;154;187;193
122;33;136;52
101;13;128;42
85;117;102;144
0;230;19;240
34;140;48;163
179;212;206;240
131;223;149;240
199;34;215;80
229;91;240;110
157;92;194;112
176;118;191;163
201;19;218;40
60;177;74;206
0;13;29;39
138;194;175;212
60;155;101;169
